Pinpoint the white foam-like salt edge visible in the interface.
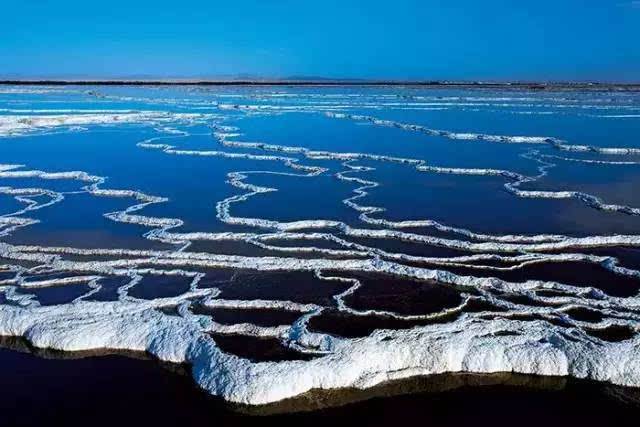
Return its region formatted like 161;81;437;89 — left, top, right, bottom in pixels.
3;129;640;278
593;115;640;118
0;87;77;94
540;153;640;165
209;129;640;235
0;112;217;137
4;236;640;344
0;109;143;114
4;241;638;307
1;231;640;362
213;100;640;116
0;258;636;394
325;112;640;155
4;127;640;291
18;275;102;289
2;297;640;405
202;298;320;313
4;96;637;403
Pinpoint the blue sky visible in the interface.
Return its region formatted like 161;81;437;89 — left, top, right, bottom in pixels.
2;0;639;81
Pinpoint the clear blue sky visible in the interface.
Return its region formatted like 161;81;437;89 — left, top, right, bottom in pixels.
2;0;639;81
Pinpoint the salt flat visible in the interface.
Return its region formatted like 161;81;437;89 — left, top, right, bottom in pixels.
1;84;640;405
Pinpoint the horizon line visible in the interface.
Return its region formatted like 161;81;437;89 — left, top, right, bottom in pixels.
1;79;640;88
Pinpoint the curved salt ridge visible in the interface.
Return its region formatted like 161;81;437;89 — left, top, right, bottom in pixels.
133;131;640;268
214;100;636;114
4;239;640;319
132;127;640;299
19;275;102;289
325;111;640;155
3;237;640;362
247;231;640;278
206;322;291;338
207;159;640;254
0;164;24;173
335;159;566;244
539;153;640;165
212;136;556;244
0;164;184;243
202;298;321;313
213;129;640;242
7;240;640;308
592;115;640;118
0;109;146;114
507;188;640;215
0;87;73;94
316;269;475;321
2;298;640;405
4;141;640;278
0;112;217;137
0;169;101;183
0;183;63;235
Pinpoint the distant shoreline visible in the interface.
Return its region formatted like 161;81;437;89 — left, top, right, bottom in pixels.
1;80;640;90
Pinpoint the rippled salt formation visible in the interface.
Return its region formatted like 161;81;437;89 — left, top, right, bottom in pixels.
1;85;640;405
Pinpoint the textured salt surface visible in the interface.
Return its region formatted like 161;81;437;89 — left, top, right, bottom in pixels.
1;86;640;405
